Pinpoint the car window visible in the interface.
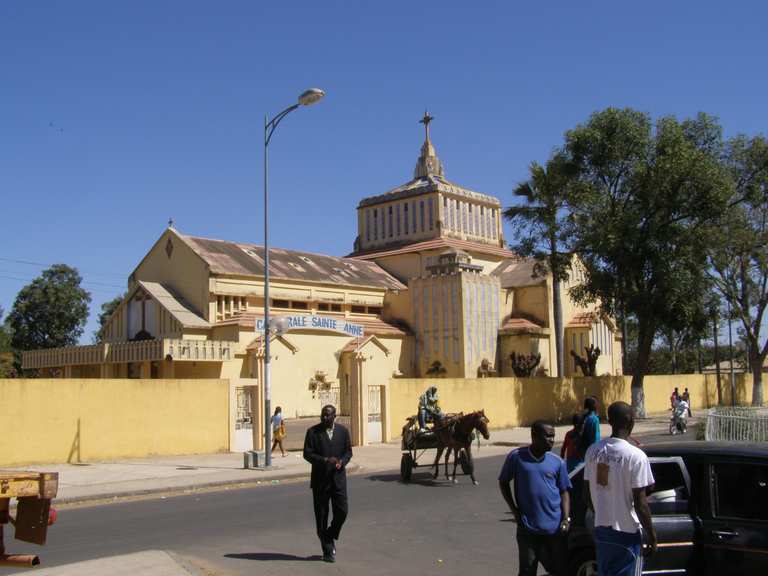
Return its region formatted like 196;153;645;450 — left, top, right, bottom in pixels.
714;463;768;521
647;461;689;515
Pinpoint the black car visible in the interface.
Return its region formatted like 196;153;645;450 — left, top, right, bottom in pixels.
567;442;768;576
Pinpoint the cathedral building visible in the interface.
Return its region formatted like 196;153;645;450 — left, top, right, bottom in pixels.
23;115;622;440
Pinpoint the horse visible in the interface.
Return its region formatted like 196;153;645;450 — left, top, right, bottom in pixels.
431;410;490;485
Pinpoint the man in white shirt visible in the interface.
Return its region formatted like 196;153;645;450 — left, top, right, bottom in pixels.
584;401;656;576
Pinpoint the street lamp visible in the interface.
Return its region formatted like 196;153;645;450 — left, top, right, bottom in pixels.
262;88;325;467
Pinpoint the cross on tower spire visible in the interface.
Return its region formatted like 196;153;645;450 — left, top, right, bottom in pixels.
413;109;444;179
419;110;434;142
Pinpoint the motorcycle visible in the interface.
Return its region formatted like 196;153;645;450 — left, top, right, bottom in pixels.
669;400;689;435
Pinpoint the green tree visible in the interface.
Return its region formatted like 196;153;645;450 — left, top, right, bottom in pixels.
565;109;730;416
707;135;768;405
94;293;125;343
0;306;11;352
504;153;577;377
8;264;91;370
0;307;15;377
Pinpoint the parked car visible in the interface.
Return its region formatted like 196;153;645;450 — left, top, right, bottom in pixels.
567;442;768;576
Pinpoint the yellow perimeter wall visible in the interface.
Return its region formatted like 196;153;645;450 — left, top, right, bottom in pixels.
0;379;229;467
388;373;761;441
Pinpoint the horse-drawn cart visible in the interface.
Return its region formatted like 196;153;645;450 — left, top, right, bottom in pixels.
400;415;472;483
0;470;58;567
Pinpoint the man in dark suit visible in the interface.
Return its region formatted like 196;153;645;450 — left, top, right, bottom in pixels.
303;404;353;563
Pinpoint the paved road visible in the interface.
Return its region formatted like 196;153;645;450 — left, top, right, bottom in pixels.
2;454;519;576
1;431;696;576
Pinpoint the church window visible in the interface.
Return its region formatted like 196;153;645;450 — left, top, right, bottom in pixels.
468;204;474;234
291;301;308;310
318;303;329;311
365;210;371;242
480;206;485;237
388;205;393;237
443;197;448;229
396;204;401;236
373;209;378;240
420;201;425;231
451;199;456;230
412;201;417;231
404;203;409;234
351;305;367;314
272;299;290;308
367;306;382;315
491;209;497;239
428;198;434;230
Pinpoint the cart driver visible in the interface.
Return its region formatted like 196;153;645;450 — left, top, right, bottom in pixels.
418;386;443;432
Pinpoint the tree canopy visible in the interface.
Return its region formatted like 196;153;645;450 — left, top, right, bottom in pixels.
8;265;91;368
564;108;731;415
504;152;577;376
94;293;125;343
707;135;768;405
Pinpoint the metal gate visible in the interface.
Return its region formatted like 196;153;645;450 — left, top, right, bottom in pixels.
319;385;351;428
367;385;382;443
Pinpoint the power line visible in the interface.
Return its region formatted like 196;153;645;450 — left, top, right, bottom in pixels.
0;275;123;296
0;257;126;280
0;270;124;289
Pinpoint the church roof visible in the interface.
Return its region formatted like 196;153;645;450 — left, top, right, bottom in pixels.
348;236;515;260
499;315;547;335
137;281;210;328
490;258;544;288
566;311;598;328
358;174;501;209
179;234;406;291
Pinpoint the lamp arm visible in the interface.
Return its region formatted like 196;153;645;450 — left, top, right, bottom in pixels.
265;103;300;146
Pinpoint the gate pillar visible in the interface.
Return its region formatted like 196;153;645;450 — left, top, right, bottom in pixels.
350;352;368;446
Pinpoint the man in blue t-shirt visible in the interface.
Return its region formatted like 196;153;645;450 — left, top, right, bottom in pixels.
499;420;572;576
579;396;601;458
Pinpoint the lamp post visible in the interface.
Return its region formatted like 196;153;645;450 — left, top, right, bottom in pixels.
263;88;325;467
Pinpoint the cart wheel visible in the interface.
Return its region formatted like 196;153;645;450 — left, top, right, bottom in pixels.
458;449;471;475
400;453;414;483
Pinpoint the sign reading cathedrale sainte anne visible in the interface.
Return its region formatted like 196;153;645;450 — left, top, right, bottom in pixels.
254;314;365;338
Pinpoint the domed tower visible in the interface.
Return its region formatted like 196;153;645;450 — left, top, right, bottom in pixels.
351;112;506;266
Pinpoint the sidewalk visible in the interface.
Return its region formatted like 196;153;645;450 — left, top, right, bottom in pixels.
13;412;690;506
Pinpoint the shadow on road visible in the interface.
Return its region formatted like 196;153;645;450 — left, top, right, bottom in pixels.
366;472;458;487
224;552;323;562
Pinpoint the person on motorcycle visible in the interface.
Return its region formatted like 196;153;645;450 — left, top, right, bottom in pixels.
670;396;689;434
418;386;443;432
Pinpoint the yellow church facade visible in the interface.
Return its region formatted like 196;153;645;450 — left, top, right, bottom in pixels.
23;117;622;444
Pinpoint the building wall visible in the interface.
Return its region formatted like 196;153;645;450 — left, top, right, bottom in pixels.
0;378;229;466
499;334;551;377
386;373;760;442
358;193;441;252
255;331;405;418
461;273;500;378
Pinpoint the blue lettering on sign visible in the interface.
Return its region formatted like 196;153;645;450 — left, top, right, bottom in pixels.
254;314;363;338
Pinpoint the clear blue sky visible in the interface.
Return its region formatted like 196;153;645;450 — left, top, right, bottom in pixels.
1;1;766;342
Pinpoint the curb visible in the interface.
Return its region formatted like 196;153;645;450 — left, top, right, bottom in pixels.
52;464;360;508
46;423;686;507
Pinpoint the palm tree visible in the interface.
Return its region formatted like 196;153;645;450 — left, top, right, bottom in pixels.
504;153;576;378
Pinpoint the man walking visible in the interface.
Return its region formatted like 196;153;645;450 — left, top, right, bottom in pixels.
579;396;601;457
499;420;572;576
303;405;353;563
584;401;657;576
